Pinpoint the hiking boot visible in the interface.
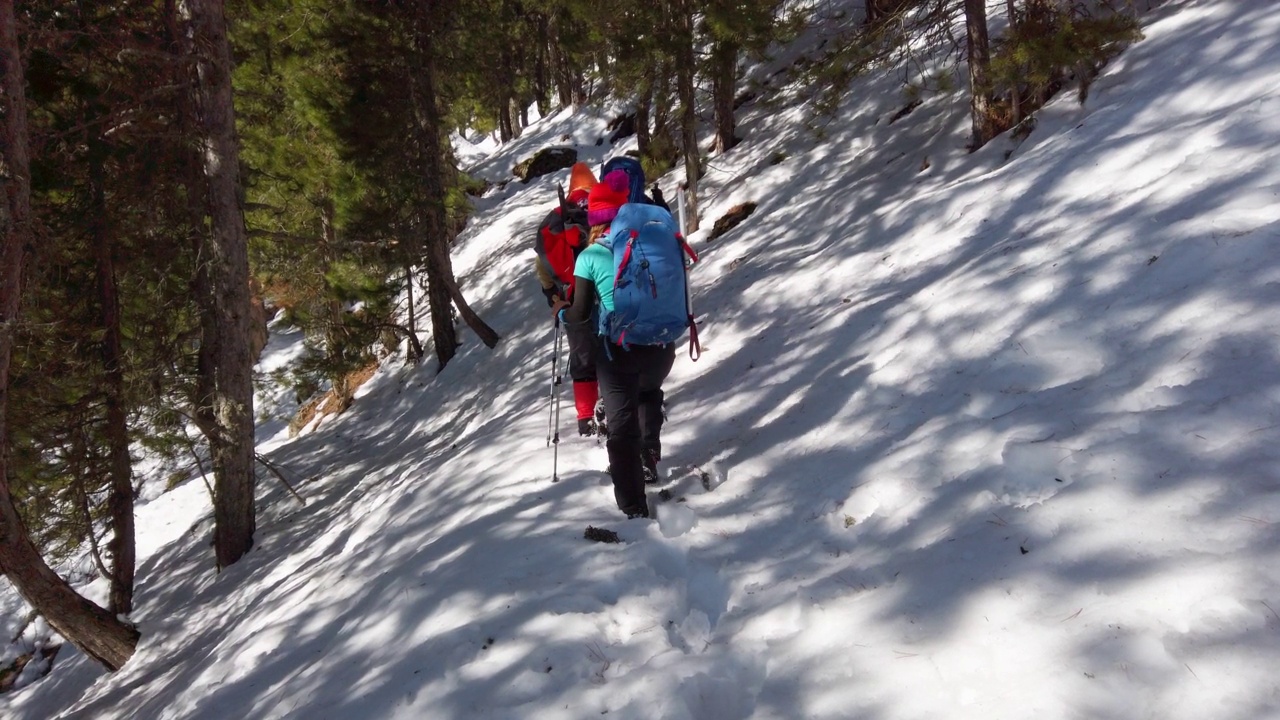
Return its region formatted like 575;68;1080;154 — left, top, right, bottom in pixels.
623;500;650;519
593;398;608;438
577;418;597;437
642;449;660;484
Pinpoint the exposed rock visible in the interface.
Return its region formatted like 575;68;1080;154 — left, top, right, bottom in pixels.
584;526;621;543
607;113;637;144
708;202;758;241
512;147;578;183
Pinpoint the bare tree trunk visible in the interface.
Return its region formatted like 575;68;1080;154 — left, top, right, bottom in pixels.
549;16;573;109
674;0;700;232
532;13;550;116
181;0;257;568
0;0;139;670
636;68;653;159
965;0;995;150
498;101;514;143
403;263;423;364
1007;0;1022;126
89;137;135;614
409;9;500;371
710;39;739;154
318;200;353;410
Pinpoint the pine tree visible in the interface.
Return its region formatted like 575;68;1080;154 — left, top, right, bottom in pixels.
179;0;258;569
0;0;139;672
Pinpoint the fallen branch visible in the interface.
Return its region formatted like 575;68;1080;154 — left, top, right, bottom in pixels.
255;453;307;506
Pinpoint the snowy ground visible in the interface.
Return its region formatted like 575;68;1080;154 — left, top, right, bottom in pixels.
5;0;1280;717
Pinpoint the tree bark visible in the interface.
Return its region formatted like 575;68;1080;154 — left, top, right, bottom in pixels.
531;13;550;116
181;0;257;568
89;136;135;615
710;39;740;154
635;69;653;159
964;0;995;150
548;16;573;109
318;200;353;410
1006;0;1021;126
674;0;700;232
409;9;500;371
403;263;423;363
0;0;139;671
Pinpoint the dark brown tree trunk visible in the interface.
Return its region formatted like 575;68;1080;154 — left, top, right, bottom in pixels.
498;101;514;143
1007;0;1022;126
653;61;673;152
319;200;352;410
89;137;136;615
181;0;257;568
532;13;550;115
964;0;995;150
572;70;588;107
549;18;573;108
710;39;740;154
674;0;700;232
0;0;140;671
636;69;653;159
409;9;501;370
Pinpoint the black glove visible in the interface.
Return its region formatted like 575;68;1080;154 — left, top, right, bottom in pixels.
541;286;560;307
563;204;587;227
650;184;666;205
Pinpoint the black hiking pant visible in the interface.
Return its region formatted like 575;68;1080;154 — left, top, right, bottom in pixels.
597;340;676;516
564;319;596;383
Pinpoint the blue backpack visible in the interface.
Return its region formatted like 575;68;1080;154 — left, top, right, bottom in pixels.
597;203;701;358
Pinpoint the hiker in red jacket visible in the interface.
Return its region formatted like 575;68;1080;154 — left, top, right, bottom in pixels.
535;162;606;436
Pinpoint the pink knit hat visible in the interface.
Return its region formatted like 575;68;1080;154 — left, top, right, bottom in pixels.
587;170;630;226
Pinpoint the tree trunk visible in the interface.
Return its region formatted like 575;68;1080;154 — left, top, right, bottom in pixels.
181;0;257;568
636;69;653;159
498;101;514;143
89;137;135;615
0;0;140;670
409;10;500;371
964;0;995;150
548;17;573;109
1007;0;1022;126
532;13;550;116
710;39;740;154
403;263;423;364
674;0;700;232
319;200;352;410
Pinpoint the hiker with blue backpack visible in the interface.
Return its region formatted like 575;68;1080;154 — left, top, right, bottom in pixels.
560;167;699;519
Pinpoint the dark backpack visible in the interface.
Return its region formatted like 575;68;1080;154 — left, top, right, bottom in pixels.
600;157;648;204
597;203;700;357
533;205;588;294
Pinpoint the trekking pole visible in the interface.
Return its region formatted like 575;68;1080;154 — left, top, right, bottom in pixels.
676;181;688;236
546;317;563;447
551;324;565;483
676;184;702;361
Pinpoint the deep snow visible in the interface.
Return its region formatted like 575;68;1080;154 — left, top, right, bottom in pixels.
4;0;1280;717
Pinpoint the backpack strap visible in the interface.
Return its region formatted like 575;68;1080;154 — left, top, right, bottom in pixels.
614;230;640;286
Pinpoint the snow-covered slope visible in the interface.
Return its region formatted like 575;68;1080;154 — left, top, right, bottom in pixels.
5;0;1280;718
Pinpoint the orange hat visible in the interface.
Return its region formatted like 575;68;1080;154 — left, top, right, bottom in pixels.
567;162;597;204
587;170;630;226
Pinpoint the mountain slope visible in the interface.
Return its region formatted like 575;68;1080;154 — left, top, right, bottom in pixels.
5;0;1280;718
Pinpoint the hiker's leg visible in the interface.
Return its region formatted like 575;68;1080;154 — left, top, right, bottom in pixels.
565;321;599;421
637;343;677;460
598;343;646;515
